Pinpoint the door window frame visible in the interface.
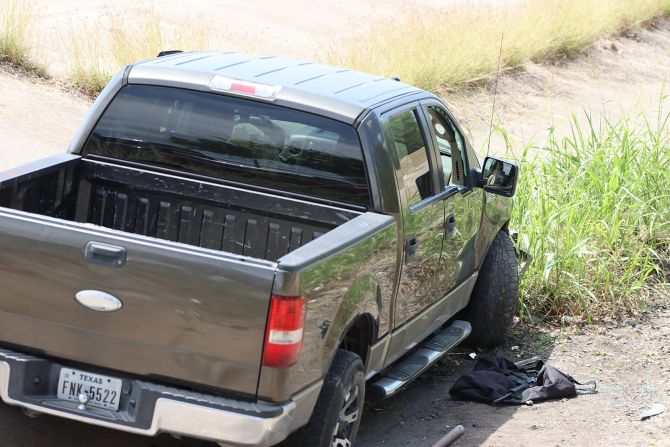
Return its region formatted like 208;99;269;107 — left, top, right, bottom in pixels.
380;103;445;213
419;100;471;193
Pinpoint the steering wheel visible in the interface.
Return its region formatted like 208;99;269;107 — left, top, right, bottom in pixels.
246;115;295;162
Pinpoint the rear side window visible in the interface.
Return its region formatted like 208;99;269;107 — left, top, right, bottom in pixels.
83;85;370;206
386;109;433;206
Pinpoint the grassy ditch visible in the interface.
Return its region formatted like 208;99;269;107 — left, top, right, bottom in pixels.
327;0;670;90
512;106;670;321
0;0;45;76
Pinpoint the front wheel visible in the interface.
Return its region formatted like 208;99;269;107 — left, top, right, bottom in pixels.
461;230;519;347
282;350;365;447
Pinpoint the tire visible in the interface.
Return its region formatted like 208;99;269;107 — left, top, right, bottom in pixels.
282;350;365;447
462;230;519;347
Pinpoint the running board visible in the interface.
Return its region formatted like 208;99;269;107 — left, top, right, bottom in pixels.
367;320;471;401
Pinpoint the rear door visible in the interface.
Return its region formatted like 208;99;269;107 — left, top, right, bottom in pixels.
0;208;275;396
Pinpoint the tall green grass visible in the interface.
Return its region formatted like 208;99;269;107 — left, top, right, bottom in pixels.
328;0;670;91
512;106;670;321
0;0;45;76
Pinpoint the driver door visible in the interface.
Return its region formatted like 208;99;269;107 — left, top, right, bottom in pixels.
420;100;483;292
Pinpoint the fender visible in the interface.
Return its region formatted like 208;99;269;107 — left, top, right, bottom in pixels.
474;190;513;269
323;275;381;366
256;214;397;402
256;274;384;403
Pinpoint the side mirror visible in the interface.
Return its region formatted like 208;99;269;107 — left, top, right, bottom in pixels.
481;156;519;197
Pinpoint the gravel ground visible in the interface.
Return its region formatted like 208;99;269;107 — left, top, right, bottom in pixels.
357;300;670;447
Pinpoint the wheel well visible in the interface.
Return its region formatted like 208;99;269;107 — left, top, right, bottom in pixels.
339;314;376;365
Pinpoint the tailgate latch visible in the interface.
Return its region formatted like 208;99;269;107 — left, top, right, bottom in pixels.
84;241;127;268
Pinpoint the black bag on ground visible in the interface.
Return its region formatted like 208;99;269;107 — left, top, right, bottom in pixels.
449;355;589;405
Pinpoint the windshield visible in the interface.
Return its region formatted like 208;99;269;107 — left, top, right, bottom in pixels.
82;85;370;206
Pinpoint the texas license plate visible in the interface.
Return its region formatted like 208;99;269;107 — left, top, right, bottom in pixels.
57;368;122;411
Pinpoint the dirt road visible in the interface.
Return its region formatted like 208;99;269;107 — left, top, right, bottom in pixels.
0;67;88;170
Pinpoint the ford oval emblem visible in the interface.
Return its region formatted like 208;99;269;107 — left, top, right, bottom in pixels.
75;290;123;312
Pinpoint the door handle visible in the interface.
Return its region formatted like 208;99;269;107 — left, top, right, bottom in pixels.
445;213;456;239
405;235;418;264
84;242;127;268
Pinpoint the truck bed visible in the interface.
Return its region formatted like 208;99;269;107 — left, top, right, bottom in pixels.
0;154;359;396
0;154;357;261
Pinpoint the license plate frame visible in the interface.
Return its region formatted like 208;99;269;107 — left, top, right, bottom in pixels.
57;367;123;411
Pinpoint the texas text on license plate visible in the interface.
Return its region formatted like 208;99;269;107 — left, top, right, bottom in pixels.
57;368;123;411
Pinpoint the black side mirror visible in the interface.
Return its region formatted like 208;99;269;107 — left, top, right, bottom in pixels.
481;156;519;197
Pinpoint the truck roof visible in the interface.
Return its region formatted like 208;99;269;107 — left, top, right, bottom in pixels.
128;51;424;124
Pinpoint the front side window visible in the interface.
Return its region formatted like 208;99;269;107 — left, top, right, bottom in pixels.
426;105;467;186
386;109;433;206
83;85;370;206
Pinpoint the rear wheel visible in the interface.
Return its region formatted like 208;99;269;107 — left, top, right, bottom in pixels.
462;230;519;347
282;349;365;447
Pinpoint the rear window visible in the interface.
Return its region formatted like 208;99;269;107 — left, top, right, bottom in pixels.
83;85;370;206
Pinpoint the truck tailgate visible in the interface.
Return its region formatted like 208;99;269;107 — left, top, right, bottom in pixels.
0;207;276;396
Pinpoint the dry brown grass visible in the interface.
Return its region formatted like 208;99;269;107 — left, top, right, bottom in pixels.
6;0;670;97
0;0;46;76
108;9;209;67
64;8;210;95
326;0;670;90
65;22;111;95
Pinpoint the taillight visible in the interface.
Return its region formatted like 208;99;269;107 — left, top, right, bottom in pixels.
262;295;305;368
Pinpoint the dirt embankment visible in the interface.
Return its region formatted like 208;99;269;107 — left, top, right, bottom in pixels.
449;17;670;156
27;0;448;76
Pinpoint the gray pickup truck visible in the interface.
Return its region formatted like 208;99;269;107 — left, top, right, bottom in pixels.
0;51;519;447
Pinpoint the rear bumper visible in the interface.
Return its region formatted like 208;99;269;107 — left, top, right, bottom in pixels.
0;348;321;446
